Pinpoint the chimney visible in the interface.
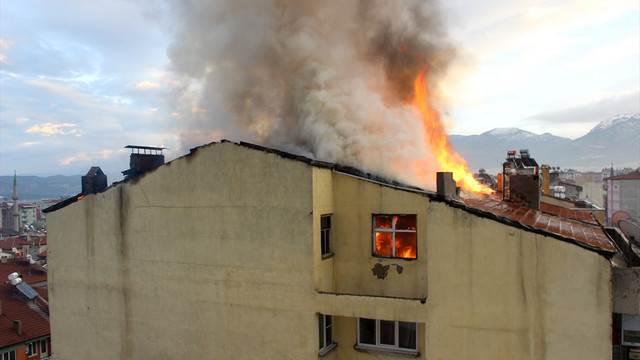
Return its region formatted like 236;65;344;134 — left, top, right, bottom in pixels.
122;145;166;179
437;172;459;199
13;320;22;335
82;166;108;194
502;149;541;210
541;165;550;195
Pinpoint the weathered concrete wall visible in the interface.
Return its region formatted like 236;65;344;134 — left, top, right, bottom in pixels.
613;267;640;315
312;171;611;360
328;172;429;299
424;201;611;360
48;142;612;360
48;142;318;359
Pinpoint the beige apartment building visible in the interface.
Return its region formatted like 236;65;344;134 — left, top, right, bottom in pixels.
45;140;616;359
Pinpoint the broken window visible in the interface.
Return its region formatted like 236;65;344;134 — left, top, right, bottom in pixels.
321;215;332;257
318;314;336;355
372;215;417;259
357;318;417;354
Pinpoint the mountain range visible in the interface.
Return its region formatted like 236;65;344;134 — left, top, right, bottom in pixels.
1;114;638;201
449;113;640;174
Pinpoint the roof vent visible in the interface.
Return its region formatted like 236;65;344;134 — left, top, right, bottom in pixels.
122;145;166;179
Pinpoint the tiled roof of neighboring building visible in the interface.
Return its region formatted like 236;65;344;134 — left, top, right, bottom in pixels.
461;196;616;254
539;202;599;225
0;237;31;251
607;170;640;180
0;263;50;348
0;262;48;286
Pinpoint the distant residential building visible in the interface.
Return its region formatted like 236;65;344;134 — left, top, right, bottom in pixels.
605;170;640;225
19;204;40;228
0;261;50;360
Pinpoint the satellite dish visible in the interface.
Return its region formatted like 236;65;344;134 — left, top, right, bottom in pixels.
29;259;35;265
12;247;17;253
27;254;32;259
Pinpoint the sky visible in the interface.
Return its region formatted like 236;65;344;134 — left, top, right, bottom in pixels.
1;0;638;181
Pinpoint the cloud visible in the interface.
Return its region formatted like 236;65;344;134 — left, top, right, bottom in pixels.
59;149;126;166
0;37;12;65
25;122;79;136
528;91;640;125
133;80;162;89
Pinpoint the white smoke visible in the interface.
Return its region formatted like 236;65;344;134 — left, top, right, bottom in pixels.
164;0;455;188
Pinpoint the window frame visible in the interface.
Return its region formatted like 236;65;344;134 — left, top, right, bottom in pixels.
372;214;417;259
1;351;16;360
356;318;418;355
320;214;333;258
40;339;48;355
318;313;336;356
26;341;38;356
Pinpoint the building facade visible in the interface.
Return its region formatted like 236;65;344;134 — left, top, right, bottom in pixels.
605;170;640;225
46;141;615;359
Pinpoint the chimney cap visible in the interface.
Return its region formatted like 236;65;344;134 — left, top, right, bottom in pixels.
125;145;166;154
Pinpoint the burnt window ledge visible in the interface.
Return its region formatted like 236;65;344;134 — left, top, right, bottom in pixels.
319;343;337;357
321;252;334;260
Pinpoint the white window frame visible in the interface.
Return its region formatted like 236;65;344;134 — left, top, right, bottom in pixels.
356;318;418;355
1;350;16;360
26;341;38;356
318;314;336;356
320;215;332;258
40;339;48;356
372;215;417;259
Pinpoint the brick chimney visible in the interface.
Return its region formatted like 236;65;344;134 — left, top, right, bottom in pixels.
437;172;460;199
502;149;541;210
122;145;166;179
13;320;22;335
81;166;108;194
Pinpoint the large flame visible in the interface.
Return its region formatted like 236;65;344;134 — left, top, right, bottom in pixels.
412;71;492;195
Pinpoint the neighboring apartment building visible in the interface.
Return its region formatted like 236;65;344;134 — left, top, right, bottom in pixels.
0;262;51;360
605;170;640;225
45;141;616;359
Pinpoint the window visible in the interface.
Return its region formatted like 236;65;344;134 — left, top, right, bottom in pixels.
0;351;16;360
318;314;335;355
40;339;48;354
320;215;332;257
357;318;417;354
373;215;417;259
26;342;37;356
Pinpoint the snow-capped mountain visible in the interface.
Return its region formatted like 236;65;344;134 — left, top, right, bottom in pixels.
449;113;639;173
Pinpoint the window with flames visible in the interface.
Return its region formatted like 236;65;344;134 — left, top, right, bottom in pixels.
372;215;417;259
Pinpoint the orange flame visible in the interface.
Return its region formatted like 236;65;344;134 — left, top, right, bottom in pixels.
412;71;492;195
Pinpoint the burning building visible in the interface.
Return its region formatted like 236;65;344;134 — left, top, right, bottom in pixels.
44;141;616;359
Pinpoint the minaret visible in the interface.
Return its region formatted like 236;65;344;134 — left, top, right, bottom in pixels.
12;171;19;232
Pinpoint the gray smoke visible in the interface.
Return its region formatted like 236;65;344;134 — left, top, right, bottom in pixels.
165;0;455;187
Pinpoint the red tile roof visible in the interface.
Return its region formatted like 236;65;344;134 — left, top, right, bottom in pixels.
539;202;599;225
0;263;48;287
461;196;616;254
608;170;640;180
0;264;50;348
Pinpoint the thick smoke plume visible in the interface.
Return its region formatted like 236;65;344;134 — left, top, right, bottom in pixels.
166;0;455;188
